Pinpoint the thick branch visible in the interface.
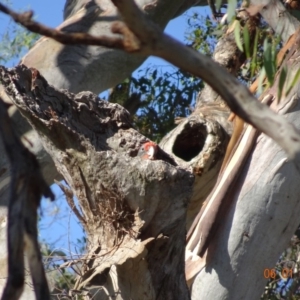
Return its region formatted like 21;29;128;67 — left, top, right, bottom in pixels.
0;65;193;299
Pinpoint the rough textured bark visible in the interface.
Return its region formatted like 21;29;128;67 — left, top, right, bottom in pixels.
0;0;211;205
1;64;194;300
160;116;228;229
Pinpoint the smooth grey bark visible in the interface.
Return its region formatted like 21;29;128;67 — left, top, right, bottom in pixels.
252;0;300;42
189;2;300;295
191;12;300;297
192;95;300;299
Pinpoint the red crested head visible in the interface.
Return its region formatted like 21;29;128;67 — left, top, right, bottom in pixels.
138;141;158;160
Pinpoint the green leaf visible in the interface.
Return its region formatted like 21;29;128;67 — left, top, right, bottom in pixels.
234;21;243;52
250;29;259;79
227;0;237;22
211;29;224;37
277;66;287;102
263;40;276;85
243;25;250;58
151;69;157;80
258;67;266;95
52;250;67;257
286;68;300;96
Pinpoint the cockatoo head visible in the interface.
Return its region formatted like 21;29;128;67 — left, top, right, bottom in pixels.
138;142;158;160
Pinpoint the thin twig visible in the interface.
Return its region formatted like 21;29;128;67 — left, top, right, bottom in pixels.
0;2;139;51
55;180;87;228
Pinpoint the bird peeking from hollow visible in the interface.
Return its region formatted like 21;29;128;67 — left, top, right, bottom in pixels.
137;141;177;166
138;142;158;160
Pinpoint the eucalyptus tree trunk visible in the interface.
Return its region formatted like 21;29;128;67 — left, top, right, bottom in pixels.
190;1;300;298
192;88;300;299
1;0;300;300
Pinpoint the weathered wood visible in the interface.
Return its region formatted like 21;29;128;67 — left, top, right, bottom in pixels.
0;64;195;299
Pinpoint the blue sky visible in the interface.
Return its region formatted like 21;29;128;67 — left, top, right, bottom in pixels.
0;1;209;254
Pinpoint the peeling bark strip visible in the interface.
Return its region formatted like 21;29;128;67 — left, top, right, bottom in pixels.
0;65;194;299
0;100;54;300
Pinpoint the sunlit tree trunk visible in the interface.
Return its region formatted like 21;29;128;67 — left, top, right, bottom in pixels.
1;0;300;299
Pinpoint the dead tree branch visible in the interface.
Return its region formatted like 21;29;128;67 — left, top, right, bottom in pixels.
0;3;134;50
0;99;54;300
